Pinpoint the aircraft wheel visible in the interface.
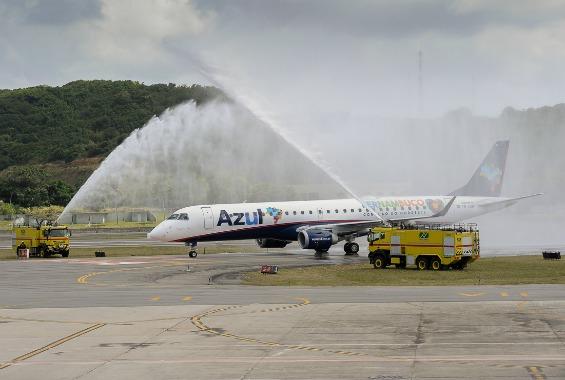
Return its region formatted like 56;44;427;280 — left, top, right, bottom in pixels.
416;257;428;271
349;242;359;254
188;251;198;258
343;242;351;253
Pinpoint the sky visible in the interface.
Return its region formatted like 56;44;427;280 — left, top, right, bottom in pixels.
1;0;565;117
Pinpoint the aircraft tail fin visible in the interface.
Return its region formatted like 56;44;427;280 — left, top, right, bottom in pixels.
450;140;509;197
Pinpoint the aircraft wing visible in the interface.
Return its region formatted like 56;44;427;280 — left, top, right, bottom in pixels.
298;196;457;238
297;220;382;238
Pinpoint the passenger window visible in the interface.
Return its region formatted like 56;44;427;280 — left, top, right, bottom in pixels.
358;208;362;212
327;210;330;214
293;211;297;215
301;211;305;215
343;209;347;213
335;209;339;213
309;210;313;214
285;211;289;215
351;208;354;212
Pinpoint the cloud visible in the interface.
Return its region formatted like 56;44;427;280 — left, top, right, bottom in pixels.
196;0;565;38
85;0;215;64
0;0;102;25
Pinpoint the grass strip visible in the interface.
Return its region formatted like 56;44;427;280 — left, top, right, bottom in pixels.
244;255;565;286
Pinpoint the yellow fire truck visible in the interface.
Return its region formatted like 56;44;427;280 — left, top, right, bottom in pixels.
367;224;479;270
13;225;71;258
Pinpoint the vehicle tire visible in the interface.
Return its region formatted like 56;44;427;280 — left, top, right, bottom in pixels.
61;250;69;258
373;255;387;269
349;242;359;254
189;251;197;258
343;242;351;254
416;257;428;271
430;257;441;271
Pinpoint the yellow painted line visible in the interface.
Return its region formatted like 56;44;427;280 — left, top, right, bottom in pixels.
76;263;188;285
500;292;509;297
459;292;484;297
0;323;105;370
520;291;529;298
189;298;367;358
182;296;192;302
150;296;161;302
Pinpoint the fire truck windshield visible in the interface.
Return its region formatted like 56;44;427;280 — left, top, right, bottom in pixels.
48;229;70;238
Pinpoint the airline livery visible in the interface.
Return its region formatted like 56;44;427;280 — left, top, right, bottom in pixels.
148;141;540;257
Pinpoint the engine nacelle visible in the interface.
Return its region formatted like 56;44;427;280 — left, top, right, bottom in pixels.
256;238;290;248
298;230;338;251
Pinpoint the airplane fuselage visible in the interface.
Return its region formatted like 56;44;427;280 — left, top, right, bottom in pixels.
148;196;509;243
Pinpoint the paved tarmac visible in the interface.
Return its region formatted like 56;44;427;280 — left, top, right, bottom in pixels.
0;249;564;379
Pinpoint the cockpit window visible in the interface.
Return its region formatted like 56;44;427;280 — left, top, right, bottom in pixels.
178;213;189;221
167;214;180;220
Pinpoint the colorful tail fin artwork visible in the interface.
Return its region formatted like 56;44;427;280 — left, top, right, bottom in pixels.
450;140;509;197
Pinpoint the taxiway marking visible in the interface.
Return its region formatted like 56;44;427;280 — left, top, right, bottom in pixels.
0;323;105;370
190;298;368;358
182;296;192;302
459;292;485;297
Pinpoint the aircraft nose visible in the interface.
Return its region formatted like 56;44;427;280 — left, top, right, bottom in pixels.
147;223;168;241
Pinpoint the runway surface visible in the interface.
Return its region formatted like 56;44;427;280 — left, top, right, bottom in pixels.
1;248;564;378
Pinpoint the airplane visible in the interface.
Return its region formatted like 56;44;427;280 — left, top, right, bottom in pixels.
147;141;541;257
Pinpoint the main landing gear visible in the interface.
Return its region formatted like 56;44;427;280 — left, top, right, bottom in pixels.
186;242;198;258
344;242;359;255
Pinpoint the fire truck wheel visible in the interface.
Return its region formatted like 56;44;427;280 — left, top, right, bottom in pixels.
61;250;69;258
416;257;428;270
373;255;386;269
430;258;441;271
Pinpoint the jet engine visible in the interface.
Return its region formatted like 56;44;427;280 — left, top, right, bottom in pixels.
256;238;290;248
298;230;338;251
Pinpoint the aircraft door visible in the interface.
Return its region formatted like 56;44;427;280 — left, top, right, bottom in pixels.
317;208;325;222
201;207;214;229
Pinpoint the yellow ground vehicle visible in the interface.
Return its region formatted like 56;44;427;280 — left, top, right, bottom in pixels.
367;224;479;270
13;225;71;258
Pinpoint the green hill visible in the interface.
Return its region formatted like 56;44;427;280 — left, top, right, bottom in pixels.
0;80;223;208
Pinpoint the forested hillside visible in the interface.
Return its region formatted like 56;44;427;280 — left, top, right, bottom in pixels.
0;80;223;208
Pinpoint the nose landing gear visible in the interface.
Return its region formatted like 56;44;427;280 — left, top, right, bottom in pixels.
186;242;198;258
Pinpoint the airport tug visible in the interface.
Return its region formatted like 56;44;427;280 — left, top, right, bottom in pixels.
367;224;479;270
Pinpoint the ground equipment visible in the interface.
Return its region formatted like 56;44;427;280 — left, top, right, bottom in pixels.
367;224;479;270
13;225;71;258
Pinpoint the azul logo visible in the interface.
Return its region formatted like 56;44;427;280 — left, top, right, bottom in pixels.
265;207;283;224
217;209;264;226
479;164;502;183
